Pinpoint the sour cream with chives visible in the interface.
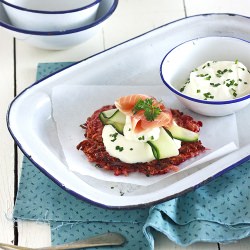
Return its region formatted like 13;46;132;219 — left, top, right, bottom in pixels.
180;60;250;101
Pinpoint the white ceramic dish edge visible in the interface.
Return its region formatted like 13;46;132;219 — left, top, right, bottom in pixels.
1;0;101;13
7;13;250;209
2;0;101;31
0;0;118;49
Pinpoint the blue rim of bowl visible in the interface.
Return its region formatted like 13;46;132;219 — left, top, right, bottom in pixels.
0;0;118;35
6;13;250;209
0;0;101;14
160;36;250;105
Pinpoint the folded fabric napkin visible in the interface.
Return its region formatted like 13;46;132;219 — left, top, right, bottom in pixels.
144;160;250;247
14;156;150;249
13;62;250;249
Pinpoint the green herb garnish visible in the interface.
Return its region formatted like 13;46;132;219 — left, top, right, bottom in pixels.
110;132;118;142
203;92;214;100
205;75;211;80
138;135;145;141
180;86;185;92
115;145;124;152
133;98;162;121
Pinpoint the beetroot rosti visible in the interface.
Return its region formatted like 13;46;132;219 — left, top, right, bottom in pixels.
77;104;205;176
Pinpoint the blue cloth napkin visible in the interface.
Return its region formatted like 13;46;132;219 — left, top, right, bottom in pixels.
13;62;250;249
14;157;150;249
144;160;250;247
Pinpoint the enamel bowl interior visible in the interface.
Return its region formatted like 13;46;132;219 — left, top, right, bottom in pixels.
0;0;117;50
160;36;250;116
1;0;101;31
2;0;100;12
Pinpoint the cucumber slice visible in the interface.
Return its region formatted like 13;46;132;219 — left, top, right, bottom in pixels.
147;127;179;160
101;109;117;118
99;109;126;134
167;122;199;142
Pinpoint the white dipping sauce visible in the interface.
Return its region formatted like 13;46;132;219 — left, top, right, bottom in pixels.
180;61;250;100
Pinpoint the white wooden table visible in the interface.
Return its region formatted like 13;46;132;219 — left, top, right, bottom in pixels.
1;0;250;249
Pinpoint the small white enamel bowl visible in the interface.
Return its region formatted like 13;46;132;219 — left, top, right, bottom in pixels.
0;0;118;50
160;36;250;116
1;0;101;31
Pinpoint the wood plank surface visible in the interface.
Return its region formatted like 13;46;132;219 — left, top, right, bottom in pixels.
185;0;250;16
0;29;15;244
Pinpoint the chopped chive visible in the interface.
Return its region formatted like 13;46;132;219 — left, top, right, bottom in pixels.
203;92;214;99
180;86;185;92
115;145;124;152
138;136;145;141
110;132;118;142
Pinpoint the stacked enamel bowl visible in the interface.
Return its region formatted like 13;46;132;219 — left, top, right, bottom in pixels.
0;0;118;50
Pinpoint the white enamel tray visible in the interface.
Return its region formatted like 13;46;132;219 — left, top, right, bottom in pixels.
7;14;250;208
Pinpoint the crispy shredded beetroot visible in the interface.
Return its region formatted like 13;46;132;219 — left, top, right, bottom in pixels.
77;105;206;176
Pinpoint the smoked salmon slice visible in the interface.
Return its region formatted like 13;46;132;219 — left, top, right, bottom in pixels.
114;94;148;115
115;94;173;133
